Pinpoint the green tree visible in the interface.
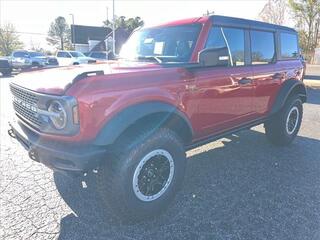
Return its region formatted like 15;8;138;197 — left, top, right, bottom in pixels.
103;16;144;33
47;16;72;50
0;23;23;56
289;0;320;63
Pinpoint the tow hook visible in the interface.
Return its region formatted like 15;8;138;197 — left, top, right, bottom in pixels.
8;129;16;138
29;148;40;162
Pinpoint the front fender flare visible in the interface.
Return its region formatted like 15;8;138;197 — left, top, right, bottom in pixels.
93;101;193;146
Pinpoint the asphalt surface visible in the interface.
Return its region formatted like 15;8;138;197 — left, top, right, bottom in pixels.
0;68;320;240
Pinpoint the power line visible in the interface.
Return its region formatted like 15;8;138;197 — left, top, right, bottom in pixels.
0;30;47;36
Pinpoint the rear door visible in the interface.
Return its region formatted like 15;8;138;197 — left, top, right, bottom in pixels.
191;26;256;139
250;30;285;117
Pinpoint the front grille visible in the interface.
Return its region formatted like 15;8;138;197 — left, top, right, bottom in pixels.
10;84;41;128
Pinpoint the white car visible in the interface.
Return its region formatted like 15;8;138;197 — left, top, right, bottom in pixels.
56;51;96;66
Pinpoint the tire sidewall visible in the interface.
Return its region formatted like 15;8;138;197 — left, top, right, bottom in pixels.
281;97;303;140
118;129;186;216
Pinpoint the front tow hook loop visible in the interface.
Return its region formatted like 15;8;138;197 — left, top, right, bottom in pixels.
8;129;16;139
29;149;39;162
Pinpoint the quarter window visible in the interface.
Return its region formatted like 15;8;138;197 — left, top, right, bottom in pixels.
280;33;299;59
205;27;245;67
250;30;275;64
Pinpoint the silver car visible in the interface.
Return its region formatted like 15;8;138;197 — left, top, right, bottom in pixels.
10;51;32;69
10;51;59;69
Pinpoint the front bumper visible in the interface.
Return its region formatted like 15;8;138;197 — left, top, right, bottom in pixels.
8;120;107;173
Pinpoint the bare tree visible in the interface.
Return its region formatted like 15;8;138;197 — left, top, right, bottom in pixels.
259;0;287;25
0;23;23;56
289;0;320;63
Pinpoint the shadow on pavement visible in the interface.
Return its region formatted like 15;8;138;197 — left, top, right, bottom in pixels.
55;129;320;240
306;87;320;105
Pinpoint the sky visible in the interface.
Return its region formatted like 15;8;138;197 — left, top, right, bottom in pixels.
0;0;270;51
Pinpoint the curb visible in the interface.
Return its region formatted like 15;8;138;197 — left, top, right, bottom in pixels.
304;80;320;88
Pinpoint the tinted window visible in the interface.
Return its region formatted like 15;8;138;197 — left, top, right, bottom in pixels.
91;52;107;59
29;52;45;57
70;51;85;57
206;27;245;66
13;51;29;58
250;31;275;64
57;52;70;58
280;33;298;59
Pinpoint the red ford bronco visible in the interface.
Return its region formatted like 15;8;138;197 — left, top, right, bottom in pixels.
8;15;306;220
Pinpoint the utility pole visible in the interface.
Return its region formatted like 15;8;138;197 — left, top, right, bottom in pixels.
69;14;75;50
106;7;109;22
112;0;116;55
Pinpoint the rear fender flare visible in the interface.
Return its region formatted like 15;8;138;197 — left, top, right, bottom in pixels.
270;79;307;115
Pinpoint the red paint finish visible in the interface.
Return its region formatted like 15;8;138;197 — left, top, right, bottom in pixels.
11;16;305;144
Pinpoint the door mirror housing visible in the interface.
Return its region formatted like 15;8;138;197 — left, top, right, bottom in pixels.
198;47;230;67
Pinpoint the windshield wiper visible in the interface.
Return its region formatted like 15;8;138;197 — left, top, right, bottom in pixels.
137;56;162;63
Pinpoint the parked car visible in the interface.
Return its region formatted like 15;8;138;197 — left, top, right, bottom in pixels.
9;51;32;69
29;51;59;68
56;51;96;66
9;50;59;69
8;15;306;221
86;51;108;61
28;51;50;68
0;58;12;76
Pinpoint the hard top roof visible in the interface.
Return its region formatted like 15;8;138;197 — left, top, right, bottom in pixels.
211;15;296;32
150;15;296;33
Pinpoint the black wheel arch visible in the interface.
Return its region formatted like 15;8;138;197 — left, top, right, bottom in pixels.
93;101;194;147
270;79;307;115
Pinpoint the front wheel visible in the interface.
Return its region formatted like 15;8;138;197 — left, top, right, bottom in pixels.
97;128;186;221
264;95;303;146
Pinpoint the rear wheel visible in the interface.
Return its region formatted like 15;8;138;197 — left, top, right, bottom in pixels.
97;128;186;221
264;95;303;146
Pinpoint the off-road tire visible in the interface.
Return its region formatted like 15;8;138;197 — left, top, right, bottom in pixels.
97;128;186;222
264;95;303;146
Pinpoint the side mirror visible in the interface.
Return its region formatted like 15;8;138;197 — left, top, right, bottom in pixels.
198;47;230;67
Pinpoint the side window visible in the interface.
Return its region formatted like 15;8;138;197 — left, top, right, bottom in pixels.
57;52;64;57
280;33;298;59
205;27;245;67
57;52;70;58
250;30;275;64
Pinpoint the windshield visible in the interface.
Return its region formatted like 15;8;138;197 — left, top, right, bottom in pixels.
70;51;85;57
119;24;201;63
29;52;45;57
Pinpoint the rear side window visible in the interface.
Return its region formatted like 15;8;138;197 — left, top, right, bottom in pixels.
205;27;245;67
250;30;275;64
280;33;299;59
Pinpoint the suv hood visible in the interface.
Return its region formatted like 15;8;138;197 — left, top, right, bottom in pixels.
11;61;162;95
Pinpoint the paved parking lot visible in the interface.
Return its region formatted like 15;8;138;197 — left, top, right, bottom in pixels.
0;70;320;240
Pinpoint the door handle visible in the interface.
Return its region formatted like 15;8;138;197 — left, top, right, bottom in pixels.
238;78;252;85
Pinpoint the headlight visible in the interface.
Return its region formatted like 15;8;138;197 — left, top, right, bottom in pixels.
48;100;67;129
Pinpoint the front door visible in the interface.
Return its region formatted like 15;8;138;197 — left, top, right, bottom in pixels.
191;26;256;139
